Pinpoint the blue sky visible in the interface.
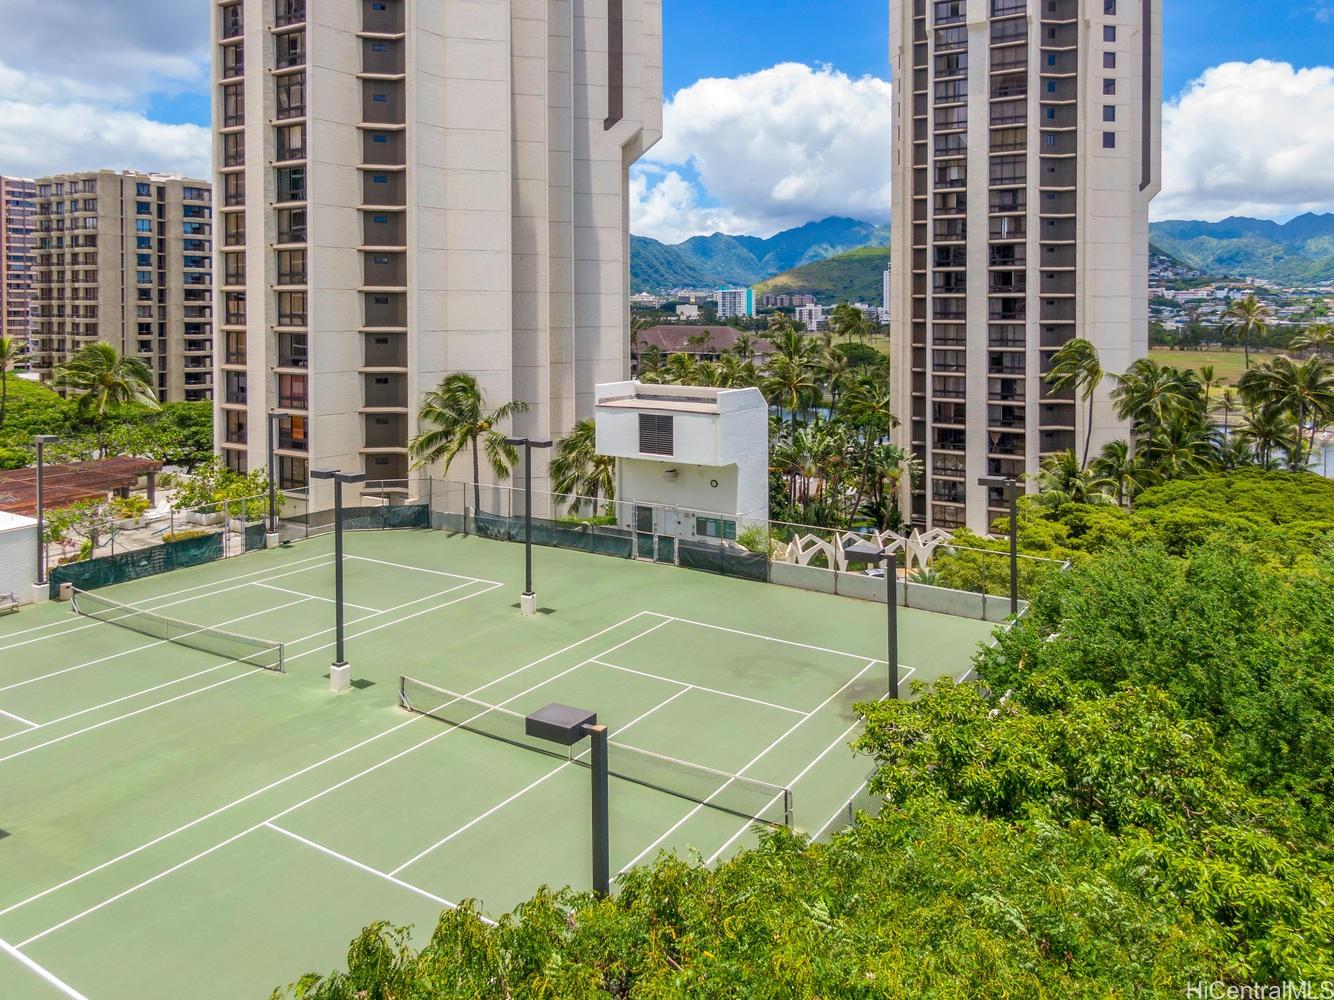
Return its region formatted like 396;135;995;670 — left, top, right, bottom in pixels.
663;0;1333;100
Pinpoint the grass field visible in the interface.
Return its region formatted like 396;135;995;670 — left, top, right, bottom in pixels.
0;527;997;999
1148;348;1283;383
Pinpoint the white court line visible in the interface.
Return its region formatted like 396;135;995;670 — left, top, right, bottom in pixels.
588;659;807;716
0;552;334;644
16;614;668;945
0;584;497;766
0;934;90;999
622;657;883;874
0;607;389;745
0;611;653;924
646;612;889;664
261;822;495;925
255;581;385;615
0;707;38;729
0;595;314;696
0;556;334;651
389;682;691;877
348;554;503;587
0;580;480;745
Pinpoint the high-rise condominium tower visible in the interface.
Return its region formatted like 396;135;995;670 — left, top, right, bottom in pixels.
1;176;37;351
213;0;662;493
30;171;215;402
889;0;1161;532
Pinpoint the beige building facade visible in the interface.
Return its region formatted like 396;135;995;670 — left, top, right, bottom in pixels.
889;0;1161;532
212;0;662;494
31;170;214;403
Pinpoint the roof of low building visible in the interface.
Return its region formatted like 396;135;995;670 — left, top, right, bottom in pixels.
0;456;163;518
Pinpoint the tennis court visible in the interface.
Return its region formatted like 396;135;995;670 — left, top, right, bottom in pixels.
0;527;996;999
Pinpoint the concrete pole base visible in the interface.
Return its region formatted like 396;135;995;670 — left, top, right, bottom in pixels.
31;582;49;605
265;532;281;549
520;592;537;616
330;662;351;693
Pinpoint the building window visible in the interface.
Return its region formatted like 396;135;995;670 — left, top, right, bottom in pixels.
276;0;306;28
1104;78;1116;95
222;83;245;127
136;182;151;197
276;72;306;119
277;290;307;327
276;249;306;285
1103;52;1116;69
223;131;245;167
224;172;245;206
1103;105;1116;122
1104;0;1116;11
277;207;307;244
638;413;674;456
276;123;306;161
1104;25;1116;42
276;167;306;203
276;31;305;69
1103;132;1116;149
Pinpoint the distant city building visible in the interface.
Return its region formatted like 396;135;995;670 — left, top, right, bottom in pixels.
633;325;776;364
716;287;755;318
31;171;213;402
795;304;826;331
630;292;663;307
889;0;1162;532
882;267;891;308
0;176;36;354
760;292;815;309
676;303;700;320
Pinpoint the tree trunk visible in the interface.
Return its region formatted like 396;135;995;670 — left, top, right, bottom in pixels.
472;441;482;514
1081;396;1094;468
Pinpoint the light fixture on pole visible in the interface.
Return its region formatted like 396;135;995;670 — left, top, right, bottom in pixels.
504;437;554;616
266;410;282;547
310;468;367;691
978;475;1023;616
842;537;899;700
525;703;610;896
33;435;59;603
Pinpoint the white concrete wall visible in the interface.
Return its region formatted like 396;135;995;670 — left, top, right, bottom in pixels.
0;513;37;602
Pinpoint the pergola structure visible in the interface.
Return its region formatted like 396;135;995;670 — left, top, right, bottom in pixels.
0;457;163;517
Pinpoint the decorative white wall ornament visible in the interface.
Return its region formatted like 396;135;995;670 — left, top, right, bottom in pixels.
781;528;954;573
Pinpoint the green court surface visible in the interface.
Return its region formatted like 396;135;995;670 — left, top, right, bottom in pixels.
0;529;997;999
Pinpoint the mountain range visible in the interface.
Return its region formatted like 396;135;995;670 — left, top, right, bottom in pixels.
1148;213;1334;284
631;213;1334;296
631;217;889;293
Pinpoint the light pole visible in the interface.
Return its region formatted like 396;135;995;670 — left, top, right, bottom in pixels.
843;537;899;699
525;703;609;896
504;437;553;616
310;469;367;691
266;411;282;545
33;435;58;602
978;475;1023;616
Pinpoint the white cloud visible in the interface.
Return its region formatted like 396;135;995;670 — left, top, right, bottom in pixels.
632;63;892;241
0;92;210;179
0;0;210;180
1157;60;1334;221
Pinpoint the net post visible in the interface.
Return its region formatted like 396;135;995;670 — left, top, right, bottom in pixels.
398;675;407;709
586;723;610;897
785;789;794;830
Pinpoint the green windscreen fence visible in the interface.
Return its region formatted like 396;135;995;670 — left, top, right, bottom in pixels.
282;504;431;540
677;539;770;583
50;532;225;598
471;511;634;559
244;522;267;552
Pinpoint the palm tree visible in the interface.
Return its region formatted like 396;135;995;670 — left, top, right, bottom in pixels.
1213;387;1243;434
1145;413;1216;480
1044;338;1104;468
1222;293;1273;370
1290;322;1333;359
549;418;615;516
52;342;159;452
1110;358;1203;447
732;333;757;364
839;374;897;519
762;352;818;430
0;335;23;431
1090;439;1153;507
1238;355;1334;467
409;372;529;512
1031;450;1116;506
1198;364;1222;413
1237;404;1296;469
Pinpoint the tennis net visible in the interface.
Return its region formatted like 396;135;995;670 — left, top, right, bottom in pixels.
399;676;793;828
71;588;286;672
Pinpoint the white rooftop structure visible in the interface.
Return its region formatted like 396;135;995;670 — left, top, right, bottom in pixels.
595;381;769;547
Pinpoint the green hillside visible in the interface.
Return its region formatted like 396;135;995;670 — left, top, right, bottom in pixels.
1149;213;1334;284
754;246;891;303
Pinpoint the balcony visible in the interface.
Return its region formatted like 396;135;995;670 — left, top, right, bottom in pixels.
362;171;405;206
364;413;407;448
989;298;1026;322
362;0;404;33
361;37;405;75
989;216;1025;240
989;245;1025;267
363;332;407;369
363;373;407;409
277;333;308;370
276;0;306;28
988;432;1024;457
988;275;1026;295
988;353;1026;375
